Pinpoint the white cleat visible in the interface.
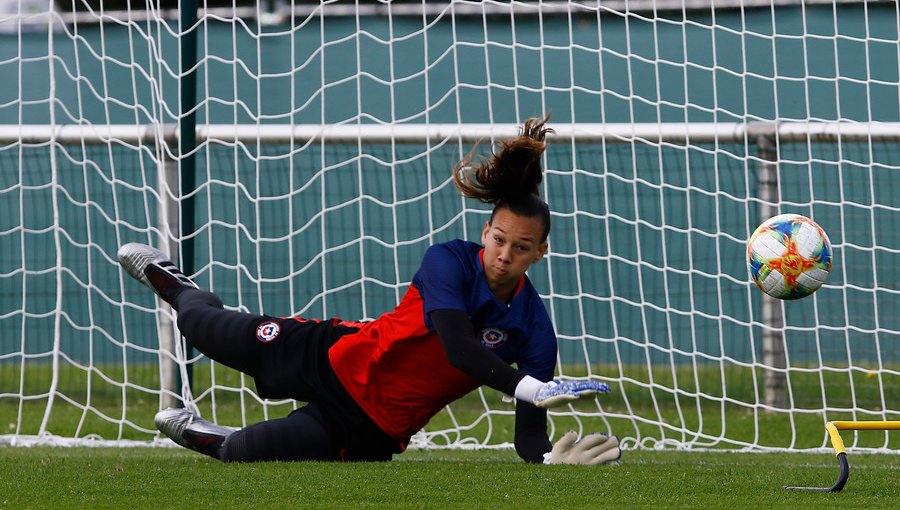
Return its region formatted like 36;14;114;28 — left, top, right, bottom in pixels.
154;407;197;450
117;243;197;303
155;408;237;458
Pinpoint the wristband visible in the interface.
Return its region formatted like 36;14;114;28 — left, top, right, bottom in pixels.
514;375;545;404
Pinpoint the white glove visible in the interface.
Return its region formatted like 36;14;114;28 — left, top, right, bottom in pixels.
543;430;621;465
532;379;611;408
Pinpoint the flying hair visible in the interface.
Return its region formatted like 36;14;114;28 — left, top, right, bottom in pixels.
453;114;554;242
453;113;554;203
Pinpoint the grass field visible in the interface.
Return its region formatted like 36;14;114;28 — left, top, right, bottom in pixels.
1;446;898;509
4;362;898;508
5;362;899;451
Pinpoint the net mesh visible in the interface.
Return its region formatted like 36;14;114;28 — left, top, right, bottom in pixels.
1;1;898;451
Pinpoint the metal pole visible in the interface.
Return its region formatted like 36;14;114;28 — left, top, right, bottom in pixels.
754;127;787;409
158;156;180;410
179;0;199;394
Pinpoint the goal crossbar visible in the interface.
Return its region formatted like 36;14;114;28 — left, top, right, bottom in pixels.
5;122;900;145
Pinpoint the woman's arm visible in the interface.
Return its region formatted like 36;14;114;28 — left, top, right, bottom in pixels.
429;308;525;395
430;308;552;462
514;400;552;463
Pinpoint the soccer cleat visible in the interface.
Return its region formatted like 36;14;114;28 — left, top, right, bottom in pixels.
117;243;197;304
155;408;237;460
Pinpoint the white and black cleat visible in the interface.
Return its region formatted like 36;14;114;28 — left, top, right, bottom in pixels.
118;243;197;304
155;408;237;459
154;407;197;450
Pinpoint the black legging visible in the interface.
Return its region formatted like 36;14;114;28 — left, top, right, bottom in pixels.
174;288;262;376
169;288;397;462
221;403;340;462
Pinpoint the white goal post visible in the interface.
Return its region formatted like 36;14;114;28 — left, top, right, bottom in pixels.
1;0;898;453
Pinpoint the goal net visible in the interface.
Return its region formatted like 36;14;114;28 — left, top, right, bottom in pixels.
1;1;898;453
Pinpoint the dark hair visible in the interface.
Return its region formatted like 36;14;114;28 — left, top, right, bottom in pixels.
453;114;553;242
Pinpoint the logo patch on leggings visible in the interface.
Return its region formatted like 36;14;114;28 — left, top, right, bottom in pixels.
256;321;281;343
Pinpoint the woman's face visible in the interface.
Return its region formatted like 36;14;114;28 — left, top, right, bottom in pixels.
481;207;548;300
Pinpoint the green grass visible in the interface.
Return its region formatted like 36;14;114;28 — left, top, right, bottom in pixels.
3;362;899;451
0;447;898;509
3;363;899;508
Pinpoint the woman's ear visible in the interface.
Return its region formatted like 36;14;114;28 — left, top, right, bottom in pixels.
533;242;549;263
481;221;491;243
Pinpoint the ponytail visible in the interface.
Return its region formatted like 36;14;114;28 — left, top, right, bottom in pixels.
453;114;553;241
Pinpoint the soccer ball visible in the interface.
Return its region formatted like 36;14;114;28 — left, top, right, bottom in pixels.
747;214;832;300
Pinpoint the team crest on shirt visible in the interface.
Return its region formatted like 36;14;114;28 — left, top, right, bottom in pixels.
256;321;281;343
480;327;508;349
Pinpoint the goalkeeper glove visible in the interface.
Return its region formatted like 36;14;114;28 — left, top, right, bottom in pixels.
530;379;611;408
543;430;621;466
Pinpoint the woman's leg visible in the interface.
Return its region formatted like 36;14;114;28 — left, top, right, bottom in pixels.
173;288;264;376
220;403;339;462
118;243;266;377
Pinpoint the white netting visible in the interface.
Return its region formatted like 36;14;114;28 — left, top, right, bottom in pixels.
1;1;898;452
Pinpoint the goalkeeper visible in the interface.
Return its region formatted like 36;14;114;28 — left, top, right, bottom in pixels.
118;114;620;466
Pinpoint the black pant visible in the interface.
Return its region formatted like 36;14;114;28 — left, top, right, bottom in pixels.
173;288;401;462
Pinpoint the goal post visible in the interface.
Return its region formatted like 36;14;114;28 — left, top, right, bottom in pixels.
1;121;898;451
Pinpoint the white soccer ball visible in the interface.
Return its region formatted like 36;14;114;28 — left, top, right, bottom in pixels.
747;213;832;300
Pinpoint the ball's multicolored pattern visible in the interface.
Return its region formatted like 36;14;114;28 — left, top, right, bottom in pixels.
747;214;832;300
